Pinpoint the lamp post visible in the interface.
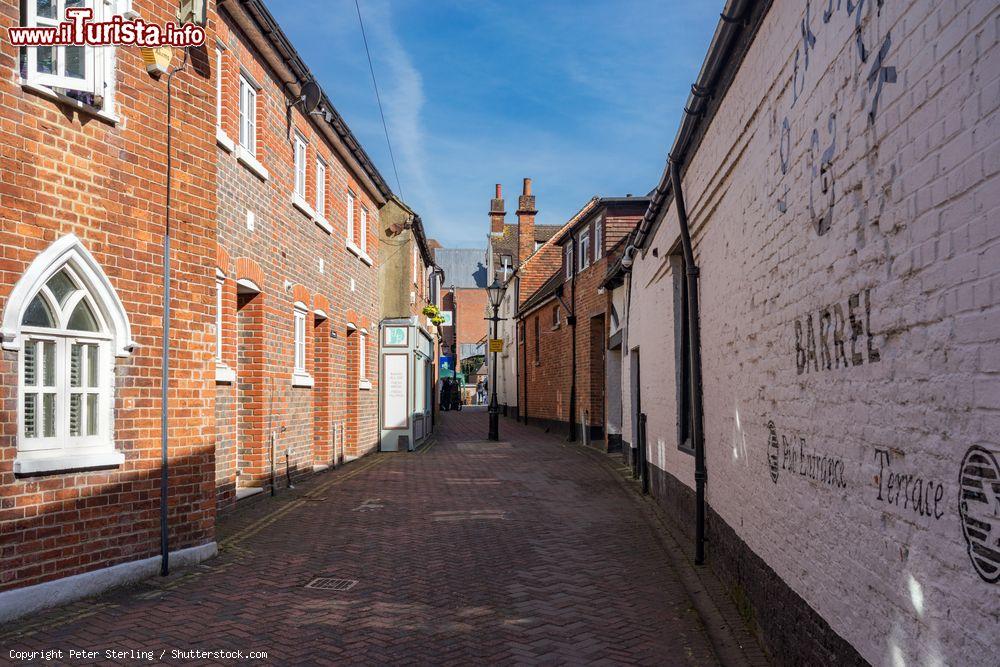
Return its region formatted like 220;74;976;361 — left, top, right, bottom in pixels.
486;279;506;441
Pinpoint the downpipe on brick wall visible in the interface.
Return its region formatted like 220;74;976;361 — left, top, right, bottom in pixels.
160;49;190;578
669;158;707;566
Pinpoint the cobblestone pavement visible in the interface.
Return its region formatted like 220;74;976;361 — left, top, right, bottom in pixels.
3;412;743;666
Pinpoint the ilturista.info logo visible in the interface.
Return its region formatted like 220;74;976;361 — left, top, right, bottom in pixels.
8;7;205;48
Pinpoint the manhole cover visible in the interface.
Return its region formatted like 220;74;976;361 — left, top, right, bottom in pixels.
305;578;358;591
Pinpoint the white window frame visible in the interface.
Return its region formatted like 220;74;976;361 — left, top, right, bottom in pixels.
315;158;327;219
346;190;356;244
500;255;513;281
238;74;257;155
359;207;369;253
565;242;574;279
594;216;603;261
21;0;119;117
215;274;224;363
578;225;591;272
359;331;367;380
292;303;313;387
294;307;306;373
215;270;235;384
2;235;135;475
294;133;308;200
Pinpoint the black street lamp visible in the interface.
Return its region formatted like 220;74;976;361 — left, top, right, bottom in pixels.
486;278;506;441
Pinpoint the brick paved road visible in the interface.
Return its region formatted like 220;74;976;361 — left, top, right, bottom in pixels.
3;412;734;666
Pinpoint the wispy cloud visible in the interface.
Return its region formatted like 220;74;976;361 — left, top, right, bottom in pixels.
270;1;722;248
353;1;432;209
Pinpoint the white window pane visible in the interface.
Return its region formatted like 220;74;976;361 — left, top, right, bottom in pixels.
46;269;76;306
86;394;98;437
87;344;98;387
360;209;367;251
24;394;37;438
68;299;99;331
36;46;55;75
42;341;55;387
71;343;83;387
23;295;55;327
24;341;37;386
347;192;355;242
42;393;55;438
36;0;56;19
70;393;82;437
64;45;85;80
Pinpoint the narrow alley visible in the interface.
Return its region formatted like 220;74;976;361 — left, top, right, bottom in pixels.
3;411;761;665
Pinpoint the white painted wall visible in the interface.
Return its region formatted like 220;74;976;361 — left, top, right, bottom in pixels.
495;275;519;409
623;1;1000;664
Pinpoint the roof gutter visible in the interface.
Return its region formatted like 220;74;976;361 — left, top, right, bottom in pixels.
630;0;756;253
220;0;393;205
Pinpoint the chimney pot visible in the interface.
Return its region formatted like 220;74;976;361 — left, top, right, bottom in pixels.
523;178;532;196
495;183;502;198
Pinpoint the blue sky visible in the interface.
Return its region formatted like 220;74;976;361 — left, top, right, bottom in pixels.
269;0;721;248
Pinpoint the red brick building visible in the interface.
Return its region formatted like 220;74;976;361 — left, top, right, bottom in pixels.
0;0;218;613
517;197;648;448
213;0;391;508
0;0;400;619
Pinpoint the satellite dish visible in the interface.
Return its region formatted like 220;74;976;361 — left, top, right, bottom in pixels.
299;81;321;114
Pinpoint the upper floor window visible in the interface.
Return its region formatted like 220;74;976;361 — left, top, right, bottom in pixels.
238;74;257;154
578;226;591;272
552;305;560;328
293;134;308;200
2;235;134;475
359;207;369;253
500;255;513;281
316;159;326;217
594;216;603;261
564;242;573;279
21;0;121;115
347;190;356;244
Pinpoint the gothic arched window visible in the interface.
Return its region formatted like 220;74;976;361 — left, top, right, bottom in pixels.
2;235;133;474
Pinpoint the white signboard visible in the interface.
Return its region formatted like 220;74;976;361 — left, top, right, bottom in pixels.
439;310;453;326
382;353;409;430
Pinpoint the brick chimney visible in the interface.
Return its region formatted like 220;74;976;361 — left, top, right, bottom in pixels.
489;183;505;235
516;178;537;266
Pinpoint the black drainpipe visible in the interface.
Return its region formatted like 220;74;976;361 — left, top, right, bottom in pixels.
520;318;528;425
160;50;190;578
567;238;578;442
669;158;706;565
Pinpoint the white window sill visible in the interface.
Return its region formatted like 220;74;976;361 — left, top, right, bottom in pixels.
217;129;234;153
215;363;236;384
314;215;332;234
236;145;269;181
14;449;125;476
359;378;372;390
346;240;373;266
292;372;315;388
292;194;316;220
20;80;118;125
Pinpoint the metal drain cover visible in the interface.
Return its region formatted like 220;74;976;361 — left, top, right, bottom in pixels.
305;578;358;591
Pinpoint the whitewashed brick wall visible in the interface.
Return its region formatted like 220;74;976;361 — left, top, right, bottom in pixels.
624;0;999;663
